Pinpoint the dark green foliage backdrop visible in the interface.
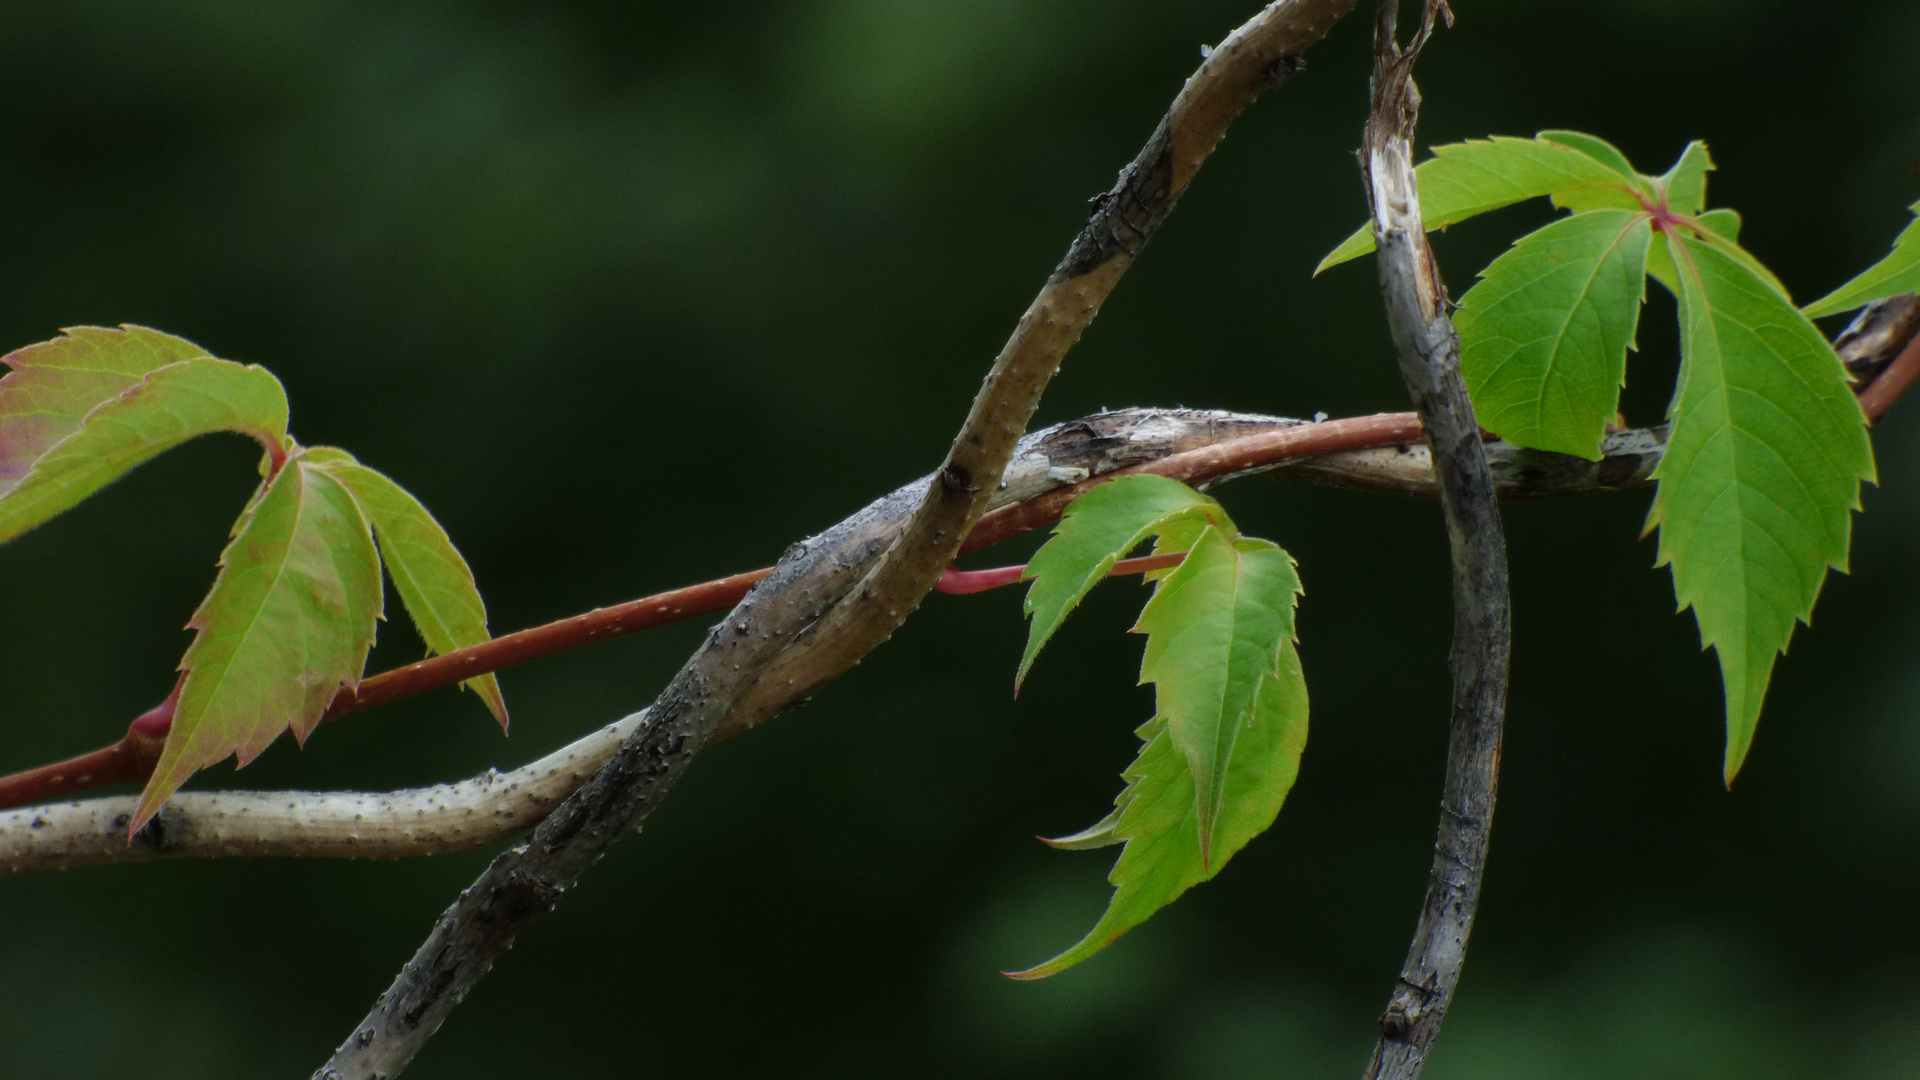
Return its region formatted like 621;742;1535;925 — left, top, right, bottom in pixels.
2;1;1916;1075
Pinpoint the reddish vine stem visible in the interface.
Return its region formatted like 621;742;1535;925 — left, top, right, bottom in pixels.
0;412;1422;813
4;322;1914;818
1860;326;1920;423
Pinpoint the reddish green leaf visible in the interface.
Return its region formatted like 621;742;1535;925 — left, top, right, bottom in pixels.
0;325;210;496
0;358;291;543
321;457;507;726
133;451;382;831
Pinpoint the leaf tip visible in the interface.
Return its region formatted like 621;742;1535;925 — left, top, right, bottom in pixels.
468;674;510;732
1722;726;1754;788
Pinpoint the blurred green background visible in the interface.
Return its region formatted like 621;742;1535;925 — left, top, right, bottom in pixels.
2;1;1917;1076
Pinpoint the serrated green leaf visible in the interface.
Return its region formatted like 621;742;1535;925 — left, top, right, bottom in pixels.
1648;218;1780;302
1538;130;1640;180
1658;141;1713;216
322;457;507;727
1539;131;1655;214
1457;209;1651;459
1134;528;1299;859
1017;474;1223;690
1010;648;1308;979
1315;134;1649;273
1040;808;1123;851
1141;514;1209;584
0;358;290;544
134;452;383;831
1652;234;1874;783
1802;201;1920;318
0;325;211;496
1647;229;1681;296
1698;208;1741;242
1696;227;1793;302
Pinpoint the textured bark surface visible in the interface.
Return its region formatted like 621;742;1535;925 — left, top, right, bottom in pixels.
0;407;1682;876
11;297;1910;819
1358;3;1513;1078
313;4;1361;1076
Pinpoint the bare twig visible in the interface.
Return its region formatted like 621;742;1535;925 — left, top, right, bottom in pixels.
313;6;1358;1076
1356;3;1513;1078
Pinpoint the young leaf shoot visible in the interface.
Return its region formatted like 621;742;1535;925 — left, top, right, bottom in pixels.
136;452;384;829
1011;475;1307;976
321;457;508;726
1319;132;1877;777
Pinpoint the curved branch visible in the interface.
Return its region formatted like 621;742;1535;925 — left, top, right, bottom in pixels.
314;6;1359;1076
2;717;640;875
4;403;1700;874
20;313;1920;874
10;290;1912;815
1359;3;1512;1078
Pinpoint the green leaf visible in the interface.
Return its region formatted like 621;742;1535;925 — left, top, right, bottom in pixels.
1315;134;1648;273
322;457;508;726
1802;201;1920;318
1697;208;1741;242
134;451;383;830
1652;234;1875;782
1697;227;1793;302
0;357;290;544
1017;473;1222;690
1009;647;1308;979
1039;808;1123;851
1647;217;1783;303
1457;209;1652;459
1135;527;1299;857
1538;130;1640;180
0;325;211;496
1657;141;1713;216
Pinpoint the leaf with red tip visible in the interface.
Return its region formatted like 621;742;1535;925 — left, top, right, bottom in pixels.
320;457;507;727
133;451;382;832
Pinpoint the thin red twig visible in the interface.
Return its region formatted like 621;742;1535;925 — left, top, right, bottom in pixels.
1;374;1907;815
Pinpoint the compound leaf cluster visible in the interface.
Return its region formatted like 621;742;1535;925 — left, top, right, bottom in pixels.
0;327;503;829
1319;132;1876;780
1009;475;1307;977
